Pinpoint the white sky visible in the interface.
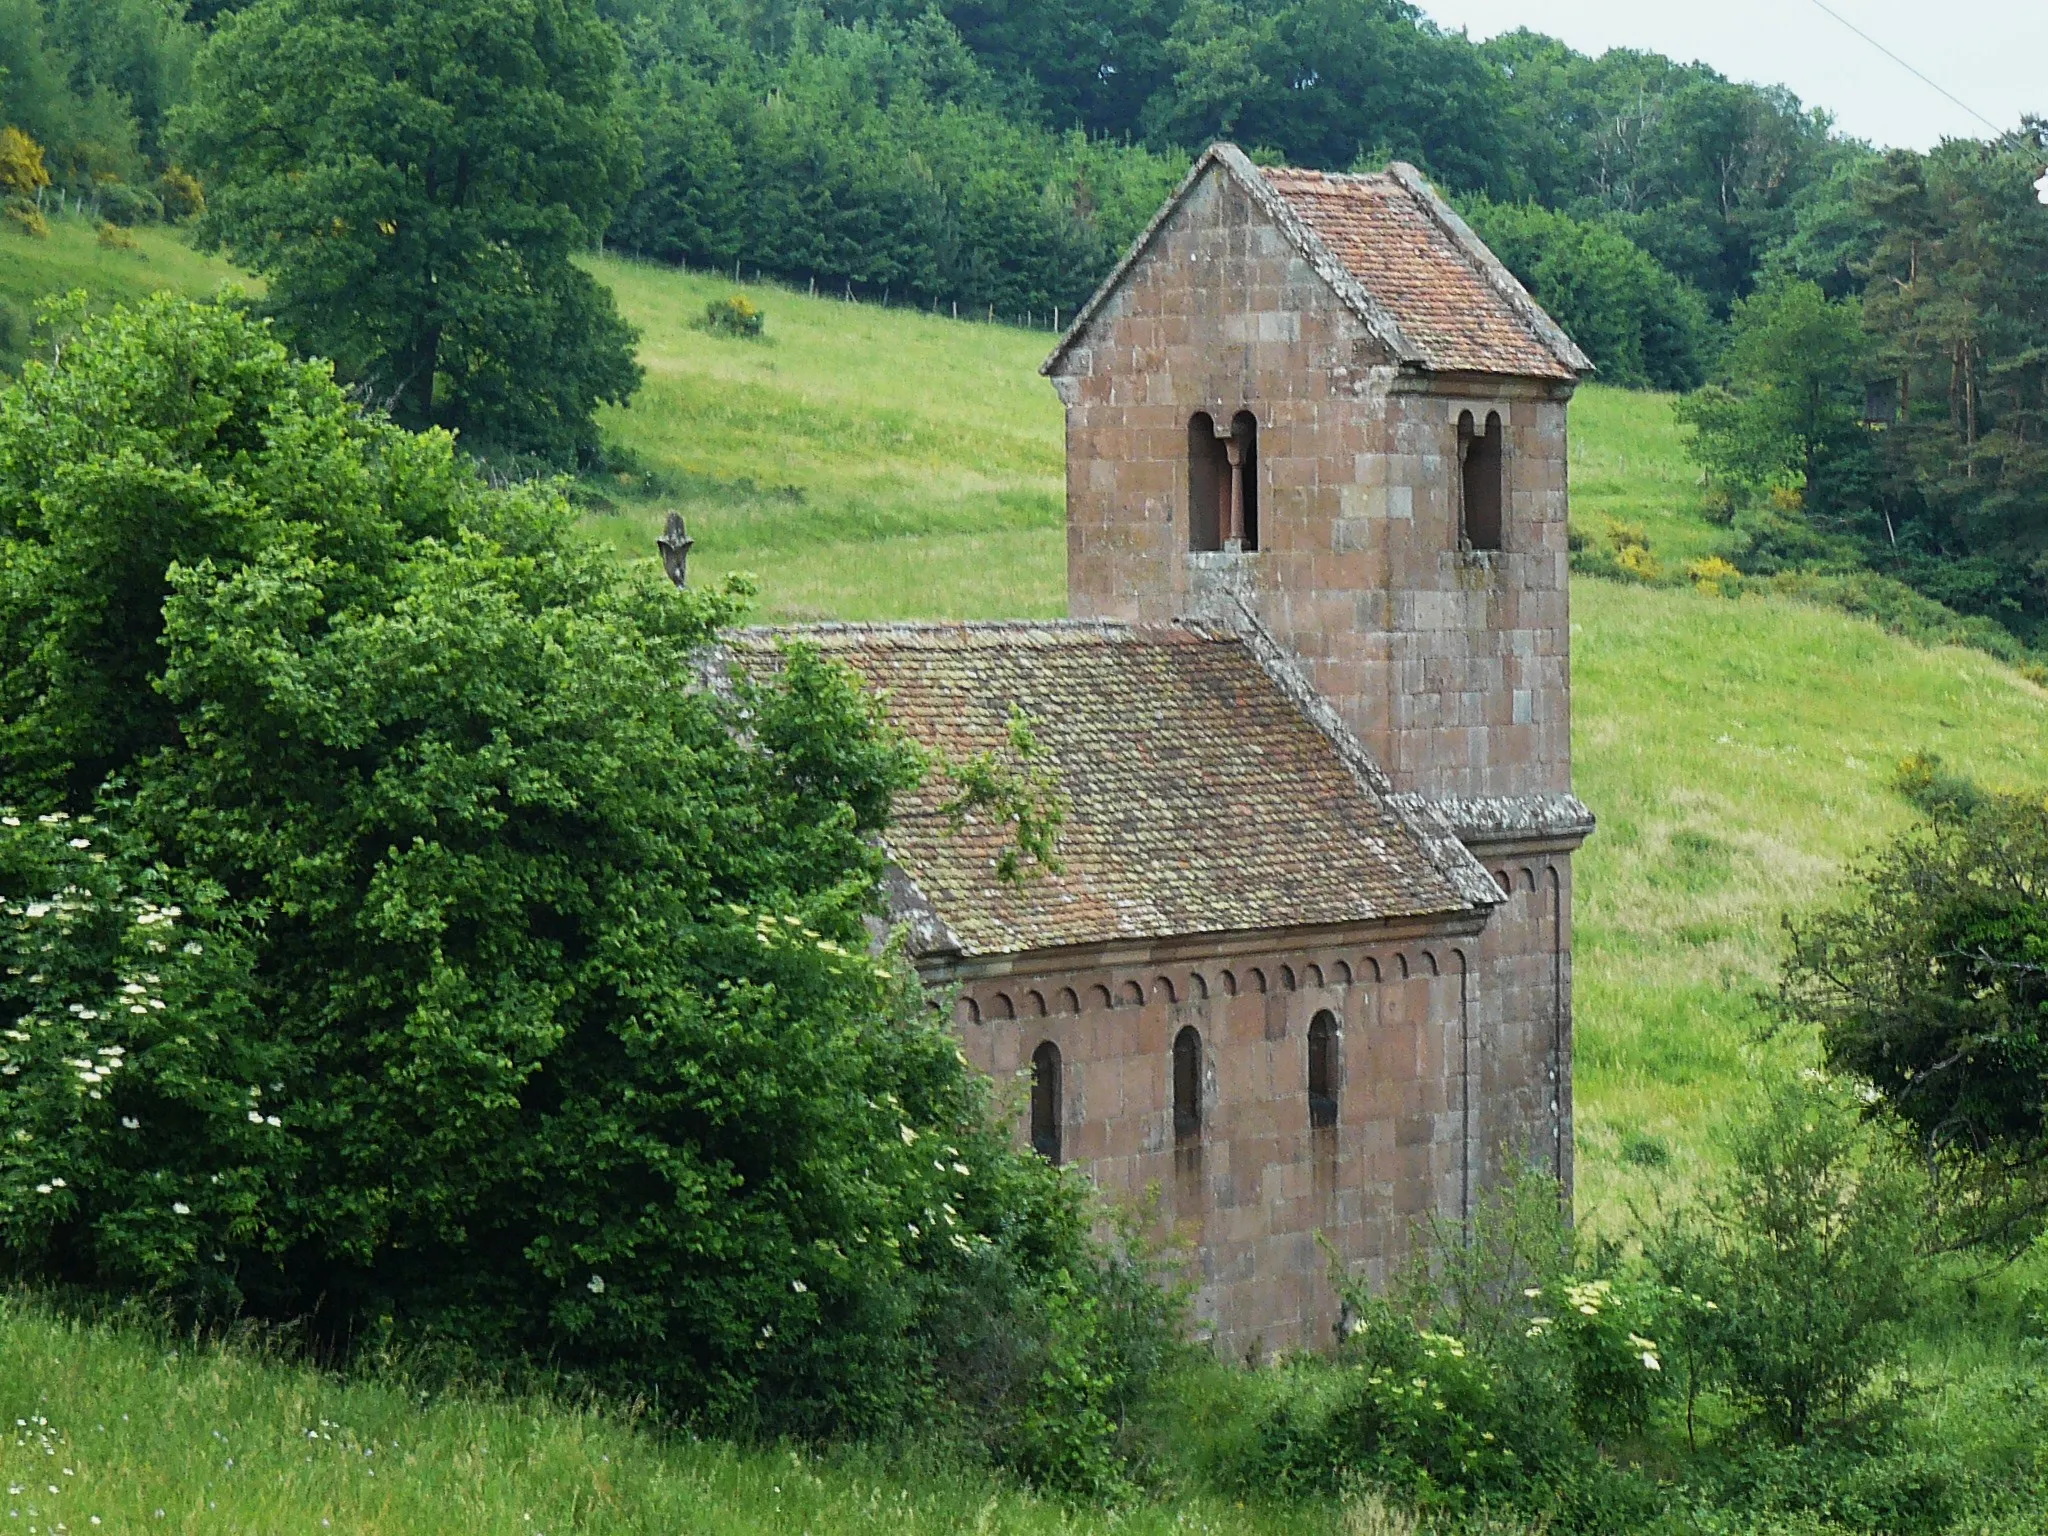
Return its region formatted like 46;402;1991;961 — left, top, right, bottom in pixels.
1417;0;2046;152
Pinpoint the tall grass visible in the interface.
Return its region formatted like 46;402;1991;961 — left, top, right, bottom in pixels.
0;1297;1308;1536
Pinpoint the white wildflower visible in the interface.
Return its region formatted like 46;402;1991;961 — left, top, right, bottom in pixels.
68;838;90;850
171;1202;190;1215
586;1275;605;1294
791;1280;807;1294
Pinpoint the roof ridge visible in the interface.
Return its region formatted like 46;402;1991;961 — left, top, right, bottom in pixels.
1044;143;1585;382
1212;591;1504;911
725;618;1238;644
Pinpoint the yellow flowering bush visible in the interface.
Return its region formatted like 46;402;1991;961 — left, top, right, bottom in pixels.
701;292;765;338
1683;555;1742;595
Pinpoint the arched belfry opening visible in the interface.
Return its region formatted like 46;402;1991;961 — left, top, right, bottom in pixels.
1030;1041;1062;1164
1188;413;1224;552
1187;411;1260;552
1458;408;1504;551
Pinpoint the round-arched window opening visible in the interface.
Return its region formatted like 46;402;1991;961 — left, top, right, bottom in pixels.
1030;1040;1062;1165
1172;1025;1202;1144
1308;1009;1339;1130
1457;408;1504;552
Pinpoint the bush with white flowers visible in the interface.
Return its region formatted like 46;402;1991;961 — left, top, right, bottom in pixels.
0;295;1177;1486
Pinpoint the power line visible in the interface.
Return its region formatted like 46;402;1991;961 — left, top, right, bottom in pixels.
1799;0;2010;139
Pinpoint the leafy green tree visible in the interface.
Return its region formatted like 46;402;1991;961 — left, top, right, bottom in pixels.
41;0;199;169
1142;0;1517;194
0;0;148;185
175;0;644;467
1783;782;2048;1253
1461;196;1711;390
1677;278;1871;505
1646;1079;1919;1443
0;295;1171;1470
1855;134;2048;641
607;8;1184;316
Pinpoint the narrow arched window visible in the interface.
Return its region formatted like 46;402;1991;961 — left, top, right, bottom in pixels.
1230;411;1260;551
1030;1041;1062;1164
1188;412;1225;552
1308;1010;1338;1130
1172;1025;1202;1145
1458;409;1504;551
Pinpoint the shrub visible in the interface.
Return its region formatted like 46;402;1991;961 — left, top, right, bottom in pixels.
1210;1168;1653;1517
92;181;161;227
1569;521;1665;584
3;200;50;239
1613;543;1662;583
155;167;204;224
94;221;136;251
700;293;765;338
0;294;1176;1483
1784;787;2048;1254
1683;556;1742;596
0;128;51;200
1645;1079;1919;1442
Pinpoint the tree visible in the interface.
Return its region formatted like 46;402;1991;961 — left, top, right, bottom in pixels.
0;0;148;185
1677;277;1871;506
0;295;1165;1470
1782;782;2048;1253
175;0;644;467
1856;134;2048;642
1646;1079;1918;1443
1461;196;1711;390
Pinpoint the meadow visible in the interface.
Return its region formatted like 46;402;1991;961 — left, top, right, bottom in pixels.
5;227;2048;1531
0;215;252;373
578;258;2048;1216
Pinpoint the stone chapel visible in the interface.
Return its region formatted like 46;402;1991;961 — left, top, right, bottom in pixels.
737;143;1595;1356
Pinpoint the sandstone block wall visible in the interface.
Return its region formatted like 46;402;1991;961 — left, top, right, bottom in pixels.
1052;159;1576;803
952;938;1479;1359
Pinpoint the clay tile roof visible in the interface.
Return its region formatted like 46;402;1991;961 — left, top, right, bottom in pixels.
731;621;1484;959
1259;165;1578;379
1043;143;1589;383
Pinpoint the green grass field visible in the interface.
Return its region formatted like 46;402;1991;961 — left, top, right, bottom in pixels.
0;215;251;372
6;236;2048;1531
0;1298;1303;1536
576;260;2048;1215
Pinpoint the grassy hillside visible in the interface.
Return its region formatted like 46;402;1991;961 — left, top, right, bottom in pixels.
5;239;2046;1530
11;234;2047;1212
584;259;1068;620
0;216;249;372
582;260;2048;1215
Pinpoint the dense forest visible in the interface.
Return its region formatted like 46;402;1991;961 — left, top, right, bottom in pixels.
2;0;2045;642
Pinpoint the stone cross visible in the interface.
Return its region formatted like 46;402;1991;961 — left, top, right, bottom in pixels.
657;511;695;589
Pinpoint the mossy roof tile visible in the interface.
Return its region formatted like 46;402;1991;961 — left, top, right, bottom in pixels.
733;621;1479;958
